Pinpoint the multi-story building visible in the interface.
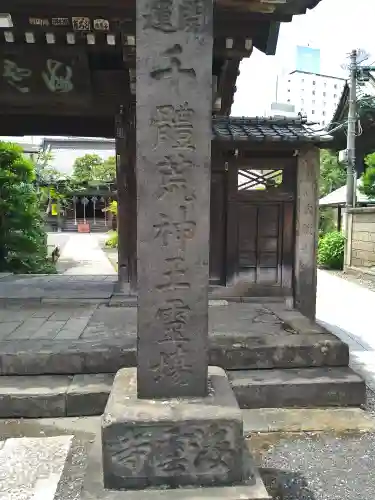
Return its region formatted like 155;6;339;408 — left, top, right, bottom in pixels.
276;70;346;128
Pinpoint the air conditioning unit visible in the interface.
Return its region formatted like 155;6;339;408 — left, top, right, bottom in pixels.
338;149;349;164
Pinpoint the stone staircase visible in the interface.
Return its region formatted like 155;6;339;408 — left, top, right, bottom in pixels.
0;303;365;418
63;218;111;232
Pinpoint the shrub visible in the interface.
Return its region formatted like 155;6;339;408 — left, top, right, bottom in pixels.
318;231;345;270
105;231;118;248
359;165;375;199
0;142;56;274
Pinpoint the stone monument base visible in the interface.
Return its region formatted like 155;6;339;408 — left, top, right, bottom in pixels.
102;366;249;491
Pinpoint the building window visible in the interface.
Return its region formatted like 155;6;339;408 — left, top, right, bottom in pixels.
322;111;326;116
323;92;326;97
288;89;291;92
312;110;315;114
334;84;337;89
301;78;304;83
287;99;290;102
322;120;325;125
312;91;315;95
312;100;315;105
334;94;337;98
323;101;326;106
313;80;316;85
301;99;304;104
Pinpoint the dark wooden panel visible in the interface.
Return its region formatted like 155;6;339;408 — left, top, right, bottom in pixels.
210;171;226;284
235;200;294;295
0;46;91;106
282;202;294;291
226;163;238;282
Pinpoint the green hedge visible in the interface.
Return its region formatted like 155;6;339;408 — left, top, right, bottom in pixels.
318;231;345;270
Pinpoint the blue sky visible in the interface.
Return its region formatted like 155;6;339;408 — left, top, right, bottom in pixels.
3;0;374;171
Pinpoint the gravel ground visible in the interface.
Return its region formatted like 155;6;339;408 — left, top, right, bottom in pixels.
328;269;375;293
253;387;375;500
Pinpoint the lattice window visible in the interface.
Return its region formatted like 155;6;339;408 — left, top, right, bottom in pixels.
237;169;283;192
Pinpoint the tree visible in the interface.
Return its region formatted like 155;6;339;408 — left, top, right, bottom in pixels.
359;152;375;199
319;150;346;235
72;154;103;183
319;149;346;197
0;142;55;273
94;156;116;182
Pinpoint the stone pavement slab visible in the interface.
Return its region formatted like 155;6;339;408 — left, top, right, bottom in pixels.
0;435;73;500
0;303;292;342
0;275;116;303
0;302;349;376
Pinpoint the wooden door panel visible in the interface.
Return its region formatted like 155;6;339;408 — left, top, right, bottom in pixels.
257;267;278;283
237;202;291;291
259;237;278;252
258;252;278;267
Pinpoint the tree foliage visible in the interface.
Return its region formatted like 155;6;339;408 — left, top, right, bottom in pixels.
72;154;103;183
358;153;375;199
318;150;346;235
319;149;346;197
0;142;55;274
95;156;116;182
72;154;116;183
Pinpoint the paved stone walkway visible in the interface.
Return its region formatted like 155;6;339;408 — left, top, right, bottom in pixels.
0;275;117;302
317;269;375;393
55;233;116;276
0;302;285;341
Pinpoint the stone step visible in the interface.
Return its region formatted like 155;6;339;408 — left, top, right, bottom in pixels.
0;366;365;418
0;374;114;418
228;367;366;409
0;333;349;376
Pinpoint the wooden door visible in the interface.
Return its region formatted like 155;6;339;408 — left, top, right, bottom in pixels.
233;159;295;296
237;201;293;295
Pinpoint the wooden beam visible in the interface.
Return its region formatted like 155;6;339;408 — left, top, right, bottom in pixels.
125;101;137;293
216;58;241;115
115;108;129;291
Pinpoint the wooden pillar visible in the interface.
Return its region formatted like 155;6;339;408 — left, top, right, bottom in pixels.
226;157;238;284
115;104;137;294
294;146;319;320
126;102;137;293
337;205;342;232
115;108;129;291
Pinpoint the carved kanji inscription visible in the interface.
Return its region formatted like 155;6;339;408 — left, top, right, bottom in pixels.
156;154;196;201
137;0;212;398
153;103;195;150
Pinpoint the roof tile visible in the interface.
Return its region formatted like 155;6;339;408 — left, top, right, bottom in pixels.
212;116;332;145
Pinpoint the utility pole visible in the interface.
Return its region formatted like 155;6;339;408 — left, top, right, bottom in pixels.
346;49;357;211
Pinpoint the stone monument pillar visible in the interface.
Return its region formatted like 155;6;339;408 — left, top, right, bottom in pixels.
101;0;268;496
136;0;212;400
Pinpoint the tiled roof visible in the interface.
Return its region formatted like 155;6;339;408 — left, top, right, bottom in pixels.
213;116;332;145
